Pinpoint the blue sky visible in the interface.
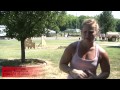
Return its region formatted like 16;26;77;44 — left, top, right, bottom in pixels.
67;11;120;19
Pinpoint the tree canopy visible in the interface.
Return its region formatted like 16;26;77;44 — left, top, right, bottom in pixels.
1;11;64;62
98;11;116;34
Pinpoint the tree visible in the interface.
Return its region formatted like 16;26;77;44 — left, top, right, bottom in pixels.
98;11;116;34
65;15;76;29
115;19;120;32
1;11;59;63
46;11;67;39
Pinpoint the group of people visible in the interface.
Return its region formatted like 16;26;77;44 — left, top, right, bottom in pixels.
59;18;110;79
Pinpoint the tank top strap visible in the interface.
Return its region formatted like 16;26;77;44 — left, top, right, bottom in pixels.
76;41;80;53
95;43;100;58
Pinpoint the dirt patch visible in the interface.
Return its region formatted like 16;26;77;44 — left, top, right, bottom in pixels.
41;61;68;79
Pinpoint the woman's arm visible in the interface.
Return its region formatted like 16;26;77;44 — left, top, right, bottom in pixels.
89;46;110;79
97;47;110;79
59;43;75;74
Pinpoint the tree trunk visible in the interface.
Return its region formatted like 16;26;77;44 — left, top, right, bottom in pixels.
21;39;26;63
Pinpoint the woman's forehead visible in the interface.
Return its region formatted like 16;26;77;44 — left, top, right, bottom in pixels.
84;24;95;28
83;26;96;31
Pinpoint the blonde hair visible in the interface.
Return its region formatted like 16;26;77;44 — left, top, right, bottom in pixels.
82;18;99;31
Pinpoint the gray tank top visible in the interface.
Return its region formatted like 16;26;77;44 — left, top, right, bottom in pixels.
68;41;100;79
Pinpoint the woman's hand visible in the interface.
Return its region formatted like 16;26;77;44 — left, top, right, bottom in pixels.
84;70;97;79
69;69;88;79
87;75;97;79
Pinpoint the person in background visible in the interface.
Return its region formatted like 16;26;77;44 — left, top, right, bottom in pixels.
59;18;110;79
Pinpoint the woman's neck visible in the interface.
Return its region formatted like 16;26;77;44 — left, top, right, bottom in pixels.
81;40;95;49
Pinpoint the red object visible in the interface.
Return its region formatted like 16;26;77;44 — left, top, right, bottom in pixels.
2;66;44;77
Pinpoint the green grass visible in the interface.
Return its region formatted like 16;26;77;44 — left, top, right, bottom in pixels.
104;46;120;78
0;37;120;79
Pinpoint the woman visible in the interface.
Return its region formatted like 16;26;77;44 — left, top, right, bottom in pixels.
59;18;110;79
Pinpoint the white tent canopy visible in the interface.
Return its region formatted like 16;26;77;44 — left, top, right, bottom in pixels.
49;30;56;33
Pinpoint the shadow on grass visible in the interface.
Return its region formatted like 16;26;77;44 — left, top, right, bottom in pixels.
0;59;47;77
57;46;67;49
106;46;120;48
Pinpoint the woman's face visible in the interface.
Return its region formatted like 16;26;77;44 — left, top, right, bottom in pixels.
81;25;97;42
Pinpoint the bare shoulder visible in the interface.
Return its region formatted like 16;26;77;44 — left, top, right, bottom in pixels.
65;41;79;54
59;41;79;64
67;41;78;49
97;44;109;60
97;45;106;54
68;41;78;48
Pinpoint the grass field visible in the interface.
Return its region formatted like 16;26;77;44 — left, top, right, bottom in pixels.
0;37;120;79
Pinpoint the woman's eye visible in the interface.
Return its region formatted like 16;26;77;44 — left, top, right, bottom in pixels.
89;31;94;34
89;32;93;34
